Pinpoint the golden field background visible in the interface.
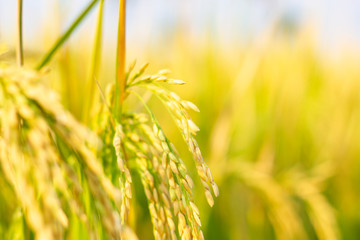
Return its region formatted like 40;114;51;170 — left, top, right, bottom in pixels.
1;1;360;239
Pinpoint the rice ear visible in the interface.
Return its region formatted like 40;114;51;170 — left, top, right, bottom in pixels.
0;66;122;240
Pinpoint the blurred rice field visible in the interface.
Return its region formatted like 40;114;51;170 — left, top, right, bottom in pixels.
2;1;360;239
132;30;360;240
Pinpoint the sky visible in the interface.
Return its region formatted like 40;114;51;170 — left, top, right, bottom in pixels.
1;0;360;55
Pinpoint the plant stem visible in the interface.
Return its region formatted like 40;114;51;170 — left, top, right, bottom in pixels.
84;0;105;124
36;0;99;70
116;0;126;109
16;0;23;66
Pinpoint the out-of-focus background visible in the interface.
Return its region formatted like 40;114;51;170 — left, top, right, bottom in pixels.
1;0;360;239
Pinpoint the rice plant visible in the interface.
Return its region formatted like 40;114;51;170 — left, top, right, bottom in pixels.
3;1;360;240
0;0;217;239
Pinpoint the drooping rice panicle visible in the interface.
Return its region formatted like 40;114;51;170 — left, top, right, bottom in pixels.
128;90;206;239
113;124;133;224
128;76;219;206
89;61;217;239
0;66;122;240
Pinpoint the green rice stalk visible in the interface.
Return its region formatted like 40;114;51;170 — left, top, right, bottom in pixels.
84;0;105;124
36;0;99;70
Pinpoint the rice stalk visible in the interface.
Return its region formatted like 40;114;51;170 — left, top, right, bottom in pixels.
223;158;339;240
16;0;23;66
113;0;127;117
94;62;218;240
36;0;99;70
84;0;105;124
0;66;123;240
284;163;339;240
227;161;306;240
